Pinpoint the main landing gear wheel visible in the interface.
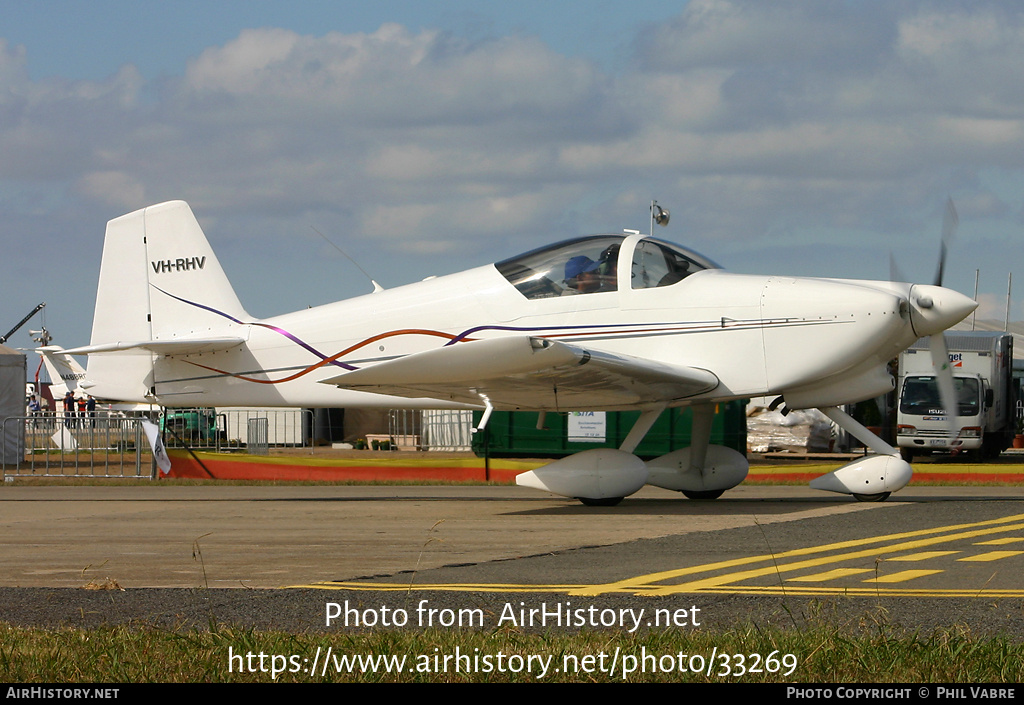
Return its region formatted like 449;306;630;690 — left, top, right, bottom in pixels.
578;497;624;507
852;492;891;502
681;489;725;500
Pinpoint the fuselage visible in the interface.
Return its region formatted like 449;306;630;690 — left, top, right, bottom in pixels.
141;231;974;411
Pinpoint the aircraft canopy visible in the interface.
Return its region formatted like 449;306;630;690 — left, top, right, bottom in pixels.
495;235;720;300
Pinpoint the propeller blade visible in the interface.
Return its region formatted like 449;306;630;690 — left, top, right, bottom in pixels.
889;251;907;283
933;197;958;287
928;333;960;450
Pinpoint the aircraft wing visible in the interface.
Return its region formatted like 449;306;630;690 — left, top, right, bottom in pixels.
318;336;719;410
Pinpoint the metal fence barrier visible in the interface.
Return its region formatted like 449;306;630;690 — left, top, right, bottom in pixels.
247;417;269;456
3;407;470;480
161;407;314;451
2;413;153;479
221;407;311;449
390;409;474;451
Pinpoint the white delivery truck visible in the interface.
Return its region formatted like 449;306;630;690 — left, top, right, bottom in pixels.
896;331;1014;460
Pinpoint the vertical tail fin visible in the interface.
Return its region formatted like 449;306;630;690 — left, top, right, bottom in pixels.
36;346;87;398
90;200;249;346
85;201;249;402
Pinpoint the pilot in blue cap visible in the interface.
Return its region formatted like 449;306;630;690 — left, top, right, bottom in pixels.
565;255;600;281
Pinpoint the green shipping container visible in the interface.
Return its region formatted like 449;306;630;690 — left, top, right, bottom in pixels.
472;402;746;459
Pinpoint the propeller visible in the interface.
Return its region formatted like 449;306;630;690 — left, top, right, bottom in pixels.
889;252;907;286
932;197;958;287
928;332;961;452
890;197;955;287
923;198;962;451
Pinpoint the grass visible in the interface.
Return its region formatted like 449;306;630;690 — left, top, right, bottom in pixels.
1;617;1022;682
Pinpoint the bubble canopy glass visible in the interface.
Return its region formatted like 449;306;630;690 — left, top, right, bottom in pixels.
495;235;720;300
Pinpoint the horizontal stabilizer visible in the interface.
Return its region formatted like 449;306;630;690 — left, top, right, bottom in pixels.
64;337;246;356
319;336;718;410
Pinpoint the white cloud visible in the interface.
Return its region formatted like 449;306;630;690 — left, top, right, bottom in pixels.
74;170;147;209
5;5;1021;246
4;3;1024;340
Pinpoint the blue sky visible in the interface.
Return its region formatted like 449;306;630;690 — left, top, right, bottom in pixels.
2;1;1023;360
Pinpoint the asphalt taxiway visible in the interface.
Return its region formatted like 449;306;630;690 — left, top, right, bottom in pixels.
3;484;1024;634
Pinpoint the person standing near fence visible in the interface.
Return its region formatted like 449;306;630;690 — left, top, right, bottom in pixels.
76;395;87;427
63;391;75;428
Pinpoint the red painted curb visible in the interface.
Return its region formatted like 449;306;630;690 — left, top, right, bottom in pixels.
161;451;1024;486
163;450;526;483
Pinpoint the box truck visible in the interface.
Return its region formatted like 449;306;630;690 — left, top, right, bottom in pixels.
896;331;1014;460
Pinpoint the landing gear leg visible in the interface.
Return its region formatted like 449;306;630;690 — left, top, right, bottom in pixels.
819;406;897;456
687;404;714;476
618;405;665;454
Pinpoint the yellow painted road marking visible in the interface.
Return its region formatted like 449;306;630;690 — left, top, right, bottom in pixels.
294;512;1024;598
297;581;1024;598
569;513;1024;596
957;550;1024;562
648;585;1024;597
864;569;943;583
976;537;1024;545
291;582;580;592
583;518;1024;596
887;551;960;561
786;568;873;582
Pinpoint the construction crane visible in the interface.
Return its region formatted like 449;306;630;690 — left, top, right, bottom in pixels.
1;302;45;345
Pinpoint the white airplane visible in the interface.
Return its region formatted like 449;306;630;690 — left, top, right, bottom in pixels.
65;200;976;505
35;345;152;414
36;346;89;400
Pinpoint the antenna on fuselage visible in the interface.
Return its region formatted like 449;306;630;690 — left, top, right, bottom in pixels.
310;226;385;293
650;200;670;237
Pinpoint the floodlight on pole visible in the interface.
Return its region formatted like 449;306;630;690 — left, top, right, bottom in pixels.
650;201;670;236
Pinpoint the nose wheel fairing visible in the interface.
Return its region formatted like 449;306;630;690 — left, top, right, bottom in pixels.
807;405;913;500
808;454;912;497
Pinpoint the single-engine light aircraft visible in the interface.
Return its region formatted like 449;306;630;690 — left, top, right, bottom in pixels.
66;200;976;505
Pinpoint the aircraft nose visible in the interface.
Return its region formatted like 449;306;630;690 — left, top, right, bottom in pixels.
909;284;977;338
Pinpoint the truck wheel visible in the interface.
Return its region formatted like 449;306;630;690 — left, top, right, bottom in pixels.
980;436;1003;461
899;448;916;462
